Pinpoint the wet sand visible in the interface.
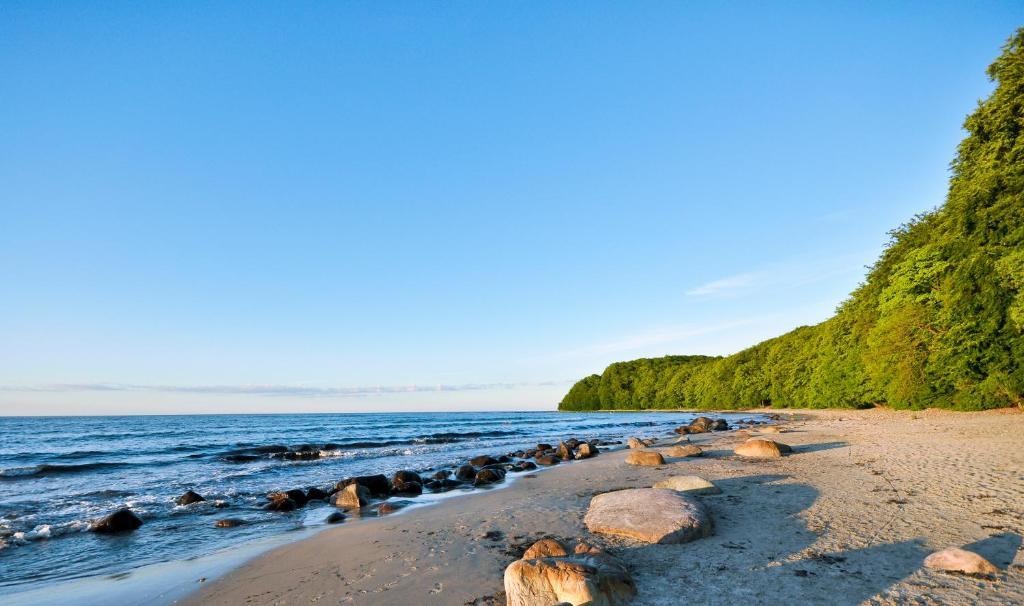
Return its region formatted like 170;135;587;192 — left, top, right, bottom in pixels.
182;408;1024;605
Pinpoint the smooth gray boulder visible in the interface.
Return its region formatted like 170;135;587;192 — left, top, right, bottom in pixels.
584;488;713;544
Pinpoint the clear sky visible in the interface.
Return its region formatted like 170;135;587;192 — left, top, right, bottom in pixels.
1;2;1021;415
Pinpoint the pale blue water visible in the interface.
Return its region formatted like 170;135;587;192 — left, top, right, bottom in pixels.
0;411;756;595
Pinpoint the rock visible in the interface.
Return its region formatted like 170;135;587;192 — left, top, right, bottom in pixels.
673;426;692;435
176;490;206;506
282;489;308;507
924;547;999;577
523;538;570;559
376;501;407;515
564;438;581;449
265;493;298;511
653;475;721;495
584;488;713;544
432;470;452;480
214;518;246;528
575;443;598;459
391;471;423;496
666;444;703;458
627;437;646;449
336;474;390;497
332;483;371;510
470;455;499;467
625;451;665;466
687;417;713;433
428;479;464;492
325;511;346;524
536;443;553;451
474;468;506;486
91;508;143;533
504;552;635;606
455;464;477;481
759;425;782;433
535;455;561;466
306;487;329;501
734;439;790;458
556;442;574;460
511;461;538;472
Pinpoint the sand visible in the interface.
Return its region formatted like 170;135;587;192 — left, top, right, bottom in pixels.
181;408;1024;605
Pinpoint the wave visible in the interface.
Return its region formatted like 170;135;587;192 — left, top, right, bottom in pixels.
0;462;132;480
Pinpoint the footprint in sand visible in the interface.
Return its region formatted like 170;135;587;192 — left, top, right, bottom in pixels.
429;582;443;594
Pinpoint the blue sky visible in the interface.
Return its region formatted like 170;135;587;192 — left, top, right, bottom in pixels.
1;2;1021;414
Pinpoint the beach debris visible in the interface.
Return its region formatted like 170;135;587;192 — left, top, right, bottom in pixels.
264;492;298;511
924;547;999;577
666;444;703;458
336;474;390;498
575;443;599;459
653;475;721;495
522;538;570;559
176;490;206;506
535;455;561;466
734;439;791;459
214;518;246;528
584;488;713;544
325;511;346;524
625;451;665;466
332;483;371;510
504;541;635;606
391;470;424;496
627;437;646;449
91;508;144;533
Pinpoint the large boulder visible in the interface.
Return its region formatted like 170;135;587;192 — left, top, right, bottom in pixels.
336;474;390;498
91;508;143;533
666;444;703;458
455;465;477;481
924;547;999;577
522;538;570;560
176;490;206;506
625;451;665;466
584;488;713;544
653;475;721;495
391;471;423;496
504;552;635;606
332;483;370;510
734;439;790;458
627;437;646;449
575;443;598;459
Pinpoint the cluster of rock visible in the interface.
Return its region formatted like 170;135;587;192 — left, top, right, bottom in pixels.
90;436;610;534
674;416;730;434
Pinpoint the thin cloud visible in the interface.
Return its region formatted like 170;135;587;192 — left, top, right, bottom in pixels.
685;253;869;298
685;272;758;296
0;381;568;398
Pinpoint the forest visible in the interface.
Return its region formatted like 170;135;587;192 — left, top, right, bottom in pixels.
560;30;1024;412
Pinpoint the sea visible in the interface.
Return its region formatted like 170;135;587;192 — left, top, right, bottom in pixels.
0;411;759;599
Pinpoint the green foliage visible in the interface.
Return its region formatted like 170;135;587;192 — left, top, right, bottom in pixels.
559;29;1024;412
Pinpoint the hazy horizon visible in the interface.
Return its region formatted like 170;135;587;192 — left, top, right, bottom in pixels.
3;3;1022;415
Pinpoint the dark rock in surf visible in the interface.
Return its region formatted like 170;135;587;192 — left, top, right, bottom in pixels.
432;470;452;480
455;465;477;482
265;493;298;511
556;442;574;460
91;508;143;533
535;455;560;466
469;455;499;467
215;518;246;528
392;470;423;496
176;490;206;506
536;443;553;451
428;479;464;492
474;468;506;486
306;487;329;501
325;512;346;524
337;474;391;498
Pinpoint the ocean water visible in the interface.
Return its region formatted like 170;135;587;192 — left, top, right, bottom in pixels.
0;411;757;595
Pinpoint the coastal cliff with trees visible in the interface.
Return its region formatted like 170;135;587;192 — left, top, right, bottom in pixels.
560;30;1024;412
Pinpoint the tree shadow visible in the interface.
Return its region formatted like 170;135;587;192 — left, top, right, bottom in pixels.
964;532;1022;569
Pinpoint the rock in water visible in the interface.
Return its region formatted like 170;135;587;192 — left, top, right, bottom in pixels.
455;464;477;481
306;487;329;501
666;444;703;458
214;518;246;528
924;547;999;577
522;538;570;559
336;474;390;498
625;451;665;466
474;468;506;486
391;470;423;496
653;475;721;495
265;493;298;511
332;483;370;510
584;488;713;544
91;508;143;533
470;455;499;467
504;553;635;606
734;439;790;458
556;441;573;460
535;454;560;466
575;443;598;459
325;511;346;524
176;490;206;506
627;437;645;449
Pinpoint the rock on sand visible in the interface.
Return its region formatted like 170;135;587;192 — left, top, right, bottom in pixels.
625;451;665;466
734;438;792;458
653;475;721;495
584;488;713;544
666;444;703;458
924;547;999;577
505;540;635;606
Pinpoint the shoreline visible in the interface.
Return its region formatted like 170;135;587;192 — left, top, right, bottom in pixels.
182;408;1023;605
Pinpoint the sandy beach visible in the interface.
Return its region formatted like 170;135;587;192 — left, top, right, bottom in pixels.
182;408;1024;605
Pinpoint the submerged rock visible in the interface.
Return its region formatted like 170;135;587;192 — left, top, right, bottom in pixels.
325;511;346;524
91;508;143;533
214;518;246;528
176;490;206;506
584;488;713;544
